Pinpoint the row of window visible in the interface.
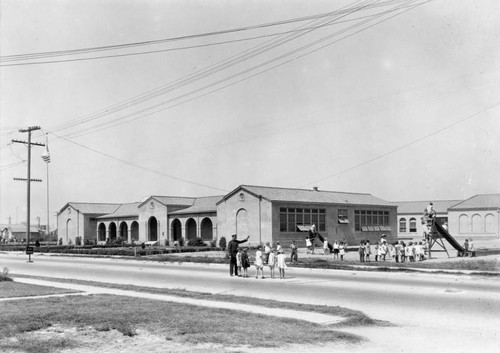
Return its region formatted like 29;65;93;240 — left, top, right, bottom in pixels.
279;208;390;232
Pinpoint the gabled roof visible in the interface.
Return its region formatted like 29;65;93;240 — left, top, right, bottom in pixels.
2;225;40;233
394;200;462;214
138;195;195;208
169;195;223;215
449;194;500;210
97;202;141;219
218;185;394;207
59;202;122;215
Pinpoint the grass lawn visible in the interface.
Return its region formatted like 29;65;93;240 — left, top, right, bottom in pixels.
0;281;79;298
0;283;365;353
12;274;382;328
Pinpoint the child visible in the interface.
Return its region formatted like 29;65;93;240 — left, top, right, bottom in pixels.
333;240;339;259
241;249;250;277
339;242;345;261
358;241;365;262
305;237;312;254
254;245;264;279
290;240;298;264
268;249;277;278
277;250;287;279
323;238;329;255
374;243;379;262
236;248;242;277
276;241;282;253
263;243;271;265
364;240;371;262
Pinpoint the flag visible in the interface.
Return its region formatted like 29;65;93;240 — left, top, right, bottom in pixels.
41;145;50;163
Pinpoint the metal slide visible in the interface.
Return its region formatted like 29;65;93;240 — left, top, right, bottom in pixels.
433;220;465;252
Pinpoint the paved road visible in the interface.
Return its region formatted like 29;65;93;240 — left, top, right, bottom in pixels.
1;252;499;352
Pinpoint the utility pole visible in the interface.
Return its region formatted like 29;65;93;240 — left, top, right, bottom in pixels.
12;126;44;262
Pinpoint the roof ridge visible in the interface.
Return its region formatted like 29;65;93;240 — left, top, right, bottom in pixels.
241;184;371;196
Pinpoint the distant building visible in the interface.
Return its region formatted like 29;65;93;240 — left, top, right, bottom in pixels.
448;194;500;240
0;224;41;242
217;185;397;247
394;200;462;239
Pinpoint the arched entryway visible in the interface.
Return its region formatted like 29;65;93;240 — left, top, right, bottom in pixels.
66;219;72;243
148;217;158;241
108;222;117;240
172;219;182;241
131;221;139;241
119;222;128;242
98;223;106;241
200;218;213;240
186;218;197;240
236;209;248;238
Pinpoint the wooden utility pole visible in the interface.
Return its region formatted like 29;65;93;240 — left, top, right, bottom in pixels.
12;126;44;262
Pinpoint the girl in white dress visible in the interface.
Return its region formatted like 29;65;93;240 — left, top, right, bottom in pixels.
254;245;264;279
277;250;287;279
268;249;277;279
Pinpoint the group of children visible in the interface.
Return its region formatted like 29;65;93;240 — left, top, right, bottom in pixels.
357;239;428;262
235;245;287;279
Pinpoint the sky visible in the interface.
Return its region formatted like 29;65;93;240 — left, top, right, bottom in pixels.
1;0;499;229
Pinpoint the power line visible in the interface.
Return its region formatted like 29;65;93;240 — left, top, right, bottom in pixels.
301;101;500;187
49;0;423;140
49;132;229;193
0;0;406;66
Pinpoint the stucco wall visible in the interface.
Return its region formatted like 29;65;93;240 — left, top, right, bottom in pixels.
448;209;500;239
138;199;168;244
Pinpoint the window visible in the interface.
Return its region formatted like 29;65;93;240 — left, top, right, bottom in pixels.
280;207;326;232
355;210;390;231
399;218;407;232
338;209;349;224
409;218;417;232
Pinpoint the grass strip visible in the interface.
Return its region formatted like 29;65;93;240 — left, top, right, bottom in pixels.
12;274;386;328
0;281;80;298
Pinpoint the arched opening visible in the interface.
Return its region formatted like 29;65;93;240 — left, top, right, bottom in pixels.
98;223;106;241
131;221;139;241
409;218;417;233
119;222;128;242
109;222;117;240
200;218;213;240
485;214;495;234
148;217;158;241
66;219;72;244
186;218;197;240
459;215;469;233
171;219;182;241
399;218;407;233
236;209;248;238
471;214;482;233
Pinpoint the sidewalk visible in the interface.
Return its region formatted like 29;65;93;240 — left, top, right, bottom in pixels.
8;277;343;326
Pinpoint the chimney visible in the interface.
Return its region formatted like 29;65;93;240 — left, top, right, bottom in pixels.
313;186;319;191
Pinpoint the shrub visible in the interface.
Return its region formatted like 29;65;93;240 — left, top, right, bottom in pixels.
187;238;206;247
219;236;227;250
35;240;40;247
75;236;82;246
164;239;169;246
0;266;12;282
210;240;217;248
58;238;63;245
178;237;185;247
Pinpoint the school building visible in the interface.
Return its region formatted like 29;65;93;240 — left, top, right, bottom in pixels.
56;185;398;246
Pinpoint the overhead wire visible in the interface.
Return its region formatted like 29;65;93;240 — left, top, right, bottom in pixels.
60;0;424;140
37;0;378;137
300;101;500;187
0;0;406;65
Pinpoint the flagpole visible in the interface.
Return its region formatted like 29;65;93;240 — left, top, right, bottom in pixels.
45;133;50;249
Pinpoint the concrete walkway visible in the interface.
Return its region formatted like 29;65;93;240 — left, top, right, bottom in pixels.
8;277;343;326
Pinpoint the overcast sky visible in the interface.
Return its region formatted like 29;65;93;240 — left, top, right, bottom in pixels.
1;0;499;228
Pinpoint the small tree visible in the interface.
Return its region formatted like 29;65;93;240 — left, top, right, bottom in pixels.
178;237;184;247
35;240;40;248
219;236;227;250
75;236;82;246
58;238;63;246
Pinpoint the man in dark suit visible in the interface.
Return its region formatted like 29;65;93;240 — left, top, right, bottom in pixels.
227;234;249;276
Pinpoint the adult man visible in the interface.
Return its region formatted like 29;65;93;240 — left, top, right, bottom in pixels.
227;234;249;276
